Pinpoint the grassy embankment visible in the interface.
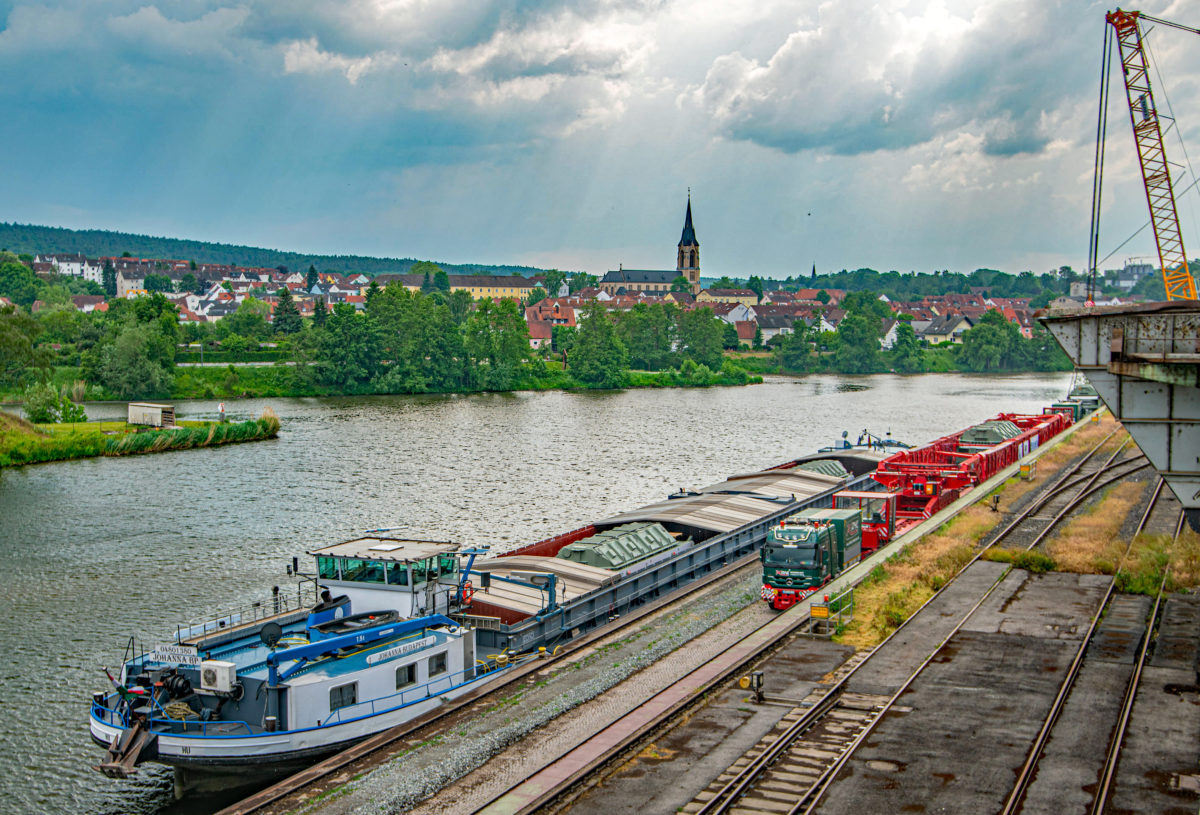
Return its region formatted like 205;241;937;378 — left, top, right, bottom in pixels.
16;361;761;403
833;412;1174;649
0;408;280;467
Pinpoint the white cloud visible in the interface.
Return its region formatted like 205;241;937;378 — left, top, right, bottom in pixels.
282;37;396;84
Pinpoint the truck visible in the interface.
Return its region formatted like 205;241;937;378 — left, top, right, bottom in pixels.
760;507;862;611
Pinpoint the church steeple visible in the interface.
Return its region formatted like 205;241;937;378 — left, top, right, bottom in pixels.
678;195;698;248
676;192;700;294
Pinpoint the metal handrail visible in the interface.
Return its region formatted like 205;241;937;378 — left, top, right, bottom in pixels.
176;583;319;643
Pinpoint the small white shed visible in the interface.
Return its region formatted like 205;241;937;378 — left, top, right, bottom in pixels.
127;402;176;428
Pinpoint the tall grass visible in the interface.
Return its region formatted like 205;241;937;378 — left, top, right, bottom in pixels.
105;413;279;456
836;507;987;648
0;408;279;467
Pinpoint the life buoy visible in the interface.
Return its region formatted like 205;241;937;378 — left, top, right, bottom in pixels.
461;580;475;604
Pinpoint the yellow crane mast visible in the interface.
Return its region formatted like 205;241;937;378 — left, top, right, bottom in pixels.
1106;8;1198;300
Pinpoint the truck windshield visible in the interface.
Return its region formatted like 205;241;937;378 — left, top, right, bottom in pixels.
765;546;817;567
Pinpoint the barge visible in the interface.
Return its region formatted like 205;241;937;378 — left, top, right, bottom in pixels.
90;410;1074;780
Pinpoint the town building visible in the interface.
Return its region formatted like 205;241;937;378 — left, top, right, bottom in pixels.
601;195;702;296
372;273;535;301
36;253;104;284
697;288;758;306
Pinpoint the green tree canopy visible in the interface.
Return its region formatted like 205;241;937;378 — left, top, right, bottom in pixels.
834;312;883;373
89;323;175;398
747;275;764;302
143;274;172;292
219;298;272;340
273;287;302;334
542;269;567;297
571;304;628;388
0;260;38;306
0;304;50;386
958;309;1027;371
615;302;676;370
462;298;530;389
568;272;598;293
676;307;724;369
889;321;924;373
315;303;382;388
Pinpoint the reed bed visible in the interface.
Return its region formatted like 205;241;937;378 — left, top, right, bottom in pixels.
0;409;279;467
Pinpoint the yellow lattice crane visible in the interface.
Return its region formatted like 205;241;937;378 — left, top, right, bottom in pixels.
1105;9;1198;300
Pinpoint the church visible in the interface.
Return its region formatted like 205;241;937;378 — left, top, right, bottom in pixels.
600;196;701;296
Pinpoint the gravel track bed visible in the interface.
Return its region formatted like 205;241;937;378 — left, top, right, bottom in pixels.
294;571;770;815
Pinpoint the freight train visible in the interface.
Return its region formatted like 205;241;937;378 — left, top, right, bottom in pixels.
761;409;1078;610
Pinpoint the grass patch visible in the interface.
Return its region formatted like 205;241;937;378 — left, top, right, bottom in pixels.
1116;525;1200;595
0;408;280;467
982;548;1057;573
1043;480;1145;575
836;506;989;648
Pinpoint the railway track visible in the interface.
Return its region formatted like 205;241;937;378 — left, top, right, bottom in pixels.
216;552;766;815
1003;481;1186;815
467;428;1136;815
601;429;1148;815
985;430;1147;550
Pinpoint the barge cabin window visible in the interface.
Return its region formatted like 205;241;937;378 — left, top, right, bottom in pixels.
330;682;358;712
309;540;462;590
396;663;416;689
428;652;447;677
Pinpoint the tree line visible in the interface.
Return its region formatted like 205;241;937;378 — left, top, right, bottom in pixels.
1;274;753;403
762;291;1072;375
0;222;547;277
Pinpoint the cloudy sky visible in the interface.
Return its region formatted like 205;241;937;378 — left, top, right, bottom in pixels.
2;0;1199;278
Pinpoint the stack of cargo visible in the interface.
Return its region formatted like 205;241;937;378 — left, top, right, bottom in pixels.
556;522;687;572
957;420;1022;453
794;459;850;479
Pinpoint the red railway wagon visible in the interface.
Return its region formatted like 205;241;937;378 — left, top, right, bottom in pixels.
872;412;1070;519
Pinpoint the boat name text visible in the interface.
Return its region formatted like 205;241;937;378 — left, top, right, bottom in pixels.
366;636;437;665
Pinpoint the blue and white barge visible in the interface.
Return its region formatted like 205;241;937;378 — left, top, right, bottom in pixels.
91;538;487;776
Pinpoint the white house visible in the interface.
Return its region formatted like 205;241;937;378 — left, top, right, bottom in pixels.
38;253;104;285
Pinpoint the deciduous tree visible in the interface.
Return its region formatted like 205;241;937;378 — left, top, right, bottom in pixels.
676;307;724;369
571;304;627;388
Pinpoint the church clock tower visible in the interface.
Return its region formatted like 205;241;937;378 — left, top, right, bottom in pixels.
676;194;700;294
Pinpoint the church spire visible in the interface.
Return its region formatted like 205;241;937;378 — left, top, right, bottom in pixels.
676;192;700;294
678;192;698;247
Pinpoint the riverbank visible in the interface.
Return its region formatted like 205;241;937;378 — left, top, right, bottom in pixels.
0;409;280;468
3;360;760;404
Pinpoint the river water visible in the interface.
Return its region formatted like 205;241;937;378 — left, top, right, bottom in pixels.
0;373;1070;814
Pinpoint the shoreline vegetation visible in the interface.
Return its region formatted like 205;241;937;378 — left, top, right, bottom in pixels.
0;408;280;468
2;247;1070;408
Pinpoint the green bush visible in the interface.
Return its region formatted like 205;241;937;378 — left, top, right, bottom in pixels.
22;382;59;423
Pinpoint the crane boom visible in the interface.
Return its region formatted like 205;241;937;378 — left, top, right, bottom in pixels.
1106;9;1198;300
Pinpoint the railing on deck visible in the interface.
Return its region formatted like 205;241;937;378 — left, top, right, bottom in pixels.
176;582;319;643
452;613;503;631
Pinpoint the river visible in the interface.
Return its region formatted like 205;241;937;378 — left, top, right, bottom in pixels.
0;373;1071;814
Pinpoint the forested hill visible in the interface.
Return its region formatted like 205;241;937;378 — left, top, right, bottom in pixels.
0;222;548;277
